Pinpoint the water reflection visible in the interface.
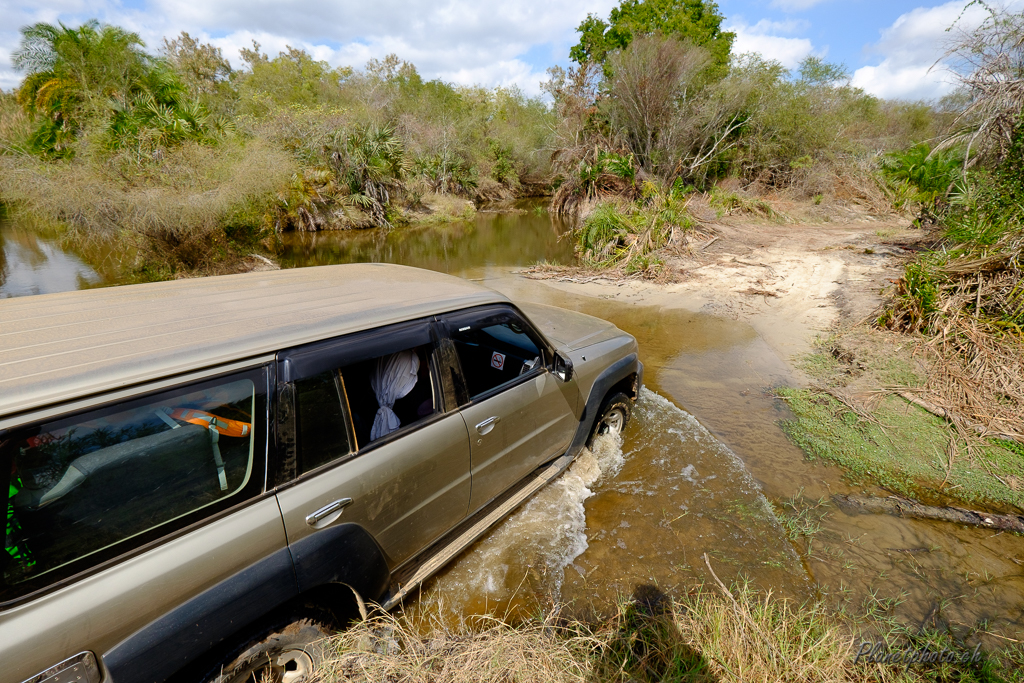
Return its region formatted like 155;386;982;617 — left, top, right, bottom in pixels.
0;221;102;298
277;204;575;275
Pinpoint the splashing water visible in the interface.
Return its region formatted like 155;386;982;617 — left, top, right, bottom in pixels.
412;388;806;621
412;431;625;619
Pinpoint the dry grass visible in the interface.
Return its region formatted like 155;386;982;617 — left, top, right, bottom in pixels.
881;242;1024;444
0;139;293;274
315;577;1017;683
0;95;34;153
320;610;593;683
920;312;1024;442
416;192;476;223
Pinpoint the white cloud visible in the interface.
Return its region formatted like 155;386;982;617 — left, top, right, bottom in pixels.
770;0;829;11
851;0;1024;100
0;0;619;95
726;18;817;69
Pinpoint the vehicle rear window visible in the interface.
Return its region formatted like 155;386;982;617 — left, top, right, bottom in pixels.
1;370;266;604
294;371;352;473
342;344;438;449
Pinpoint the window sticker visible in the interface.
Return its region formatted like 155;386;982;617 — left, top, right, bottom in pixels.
490;351;506;370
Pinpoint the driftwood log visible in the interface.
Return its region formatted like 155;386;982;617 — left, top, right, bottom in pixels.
833;494;1024;534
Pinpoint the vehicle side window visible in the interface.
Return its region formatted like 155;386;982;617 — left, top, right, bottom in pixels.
449;311;543;399
294;371;352;474
342;344;437;448
0;370;266;604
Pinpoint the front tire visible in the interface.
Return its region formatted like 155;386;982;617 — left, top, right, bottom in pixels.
589;392;632;445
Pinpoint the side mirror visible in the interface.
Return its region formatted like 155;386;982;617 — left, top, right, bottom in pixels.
553;351;574;382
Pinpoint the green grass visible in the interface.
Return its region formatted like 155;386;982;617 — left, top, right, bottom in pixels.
777;389;1024;510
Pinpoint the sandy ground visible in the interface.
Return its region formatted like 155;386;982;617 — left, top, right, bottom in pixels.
529;212;923;380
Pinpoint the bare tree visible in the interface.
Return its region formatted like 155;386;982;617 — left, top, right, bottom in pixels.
604;36;708;169
937;4;1024;166
604;35;747;181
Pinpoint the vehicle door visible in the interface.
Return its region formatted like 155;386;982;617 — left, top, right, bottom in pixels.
0;365;280;683
274;318;472;570
439;305;577;513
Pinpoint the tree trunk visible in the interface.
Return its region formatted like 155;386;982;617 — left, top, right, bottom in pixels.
833;494;1024;534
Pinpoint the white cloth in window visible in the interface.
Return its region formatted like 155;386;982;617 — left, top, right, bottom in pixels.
370;349;420;441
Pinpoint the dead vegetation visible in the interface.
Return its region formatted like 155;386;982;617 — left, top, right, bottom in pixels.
319;575;1020;683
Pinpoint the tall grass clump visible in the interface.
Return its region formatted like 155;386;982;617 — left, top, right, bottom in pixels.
319;610;593;683
573;181;696;277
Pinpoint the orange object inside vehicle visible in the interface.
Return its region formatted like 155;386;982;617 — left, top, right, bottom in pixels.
168;409;251;438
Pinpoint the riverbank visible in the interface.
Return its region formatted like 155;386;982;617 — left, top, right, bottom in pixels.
321;580;1022;683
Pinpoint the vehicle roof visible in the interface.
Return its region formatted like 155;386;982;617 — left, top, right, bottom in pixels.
0;264;507;419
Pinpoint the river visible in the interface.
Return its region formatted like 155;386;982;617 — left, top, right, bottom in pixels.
2;206;1021;641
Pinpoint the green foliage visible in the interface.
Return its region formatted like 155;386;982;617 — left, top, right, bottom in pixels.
574;182;692;275
880;143;962;206
570;0;734;74
878;260;941;333
11;20;214;157
161;32;231;97
327;124;410;228
729;54;897;188
488;139;518;186
940;117;1024;247
579;202;636;258
103;65;219;152
235;43;348;112
413;151;477;196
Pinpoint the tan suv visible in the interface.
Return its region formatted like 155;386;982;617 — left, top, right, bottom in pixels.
0;264;641;683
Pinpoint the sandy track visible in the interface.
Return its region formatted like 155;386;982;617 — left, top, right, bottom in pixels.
531;215;920;377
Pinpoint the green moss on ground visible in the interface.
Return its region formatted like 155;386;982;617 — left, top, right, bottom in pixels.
778;388;1024;511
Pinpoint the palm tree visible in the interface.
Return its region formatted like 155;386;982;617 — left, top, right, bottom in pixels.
12;20;210;155
327;125;410;228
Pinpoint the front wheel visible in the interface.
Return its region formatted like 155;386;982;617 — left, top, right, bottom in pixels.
589;392;632;445
203;615;332;683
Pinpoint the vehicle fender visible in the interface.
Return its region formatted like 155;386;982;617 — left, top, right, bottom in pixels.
102;548;299;683
287;522;391;605
567;353;643;456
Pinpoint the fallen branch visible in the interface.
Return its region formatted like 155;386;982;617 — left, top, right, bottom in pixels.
833;494;1024;534
700;236;719;251
896;391;949;419
895;391;1022;442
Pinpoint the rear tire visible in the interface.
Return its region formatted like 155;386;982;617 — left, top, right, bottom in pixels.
202;614;332;683
588;392;632;446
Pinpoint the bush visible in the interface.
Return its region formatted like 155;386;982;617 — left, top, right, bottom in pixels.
573;182;693;275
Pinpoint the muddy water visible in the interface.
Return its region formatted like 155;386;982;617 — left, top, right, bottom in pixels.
3;211;1022;641
412;389;806;623
277;203;575;273
0;221;104;298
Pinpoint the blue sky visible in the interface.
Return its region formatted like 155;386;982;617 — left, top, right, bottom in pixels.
0;0;1015;100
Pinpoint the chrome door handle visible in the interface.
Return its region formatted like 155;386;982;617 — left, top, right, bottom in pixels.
305;498;353;527
475;416;500;435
